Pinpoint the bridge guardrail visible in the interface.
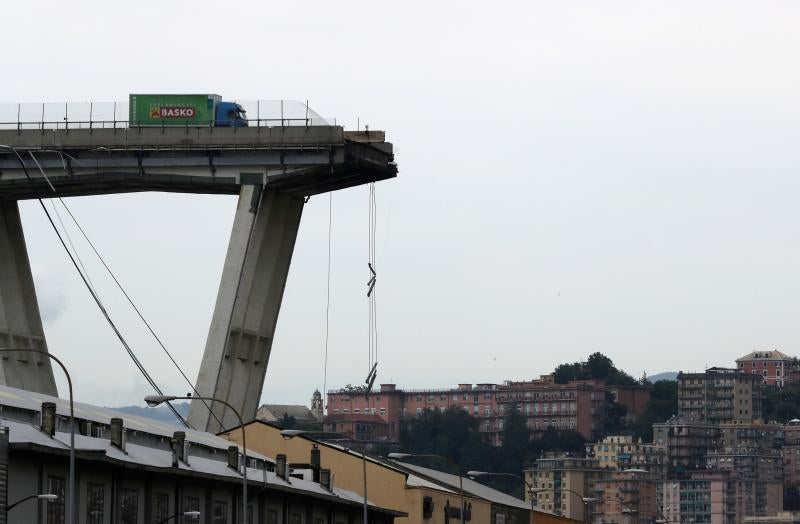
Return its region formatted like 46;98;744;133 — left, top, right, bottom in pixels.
0;100;334;131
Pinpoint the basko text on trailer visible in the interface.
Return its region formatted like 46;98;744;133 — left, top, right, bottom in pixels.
128;94;247;127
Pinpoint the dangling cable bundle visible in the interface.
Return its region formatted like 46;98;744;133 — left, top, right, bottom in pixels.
366;183;378;394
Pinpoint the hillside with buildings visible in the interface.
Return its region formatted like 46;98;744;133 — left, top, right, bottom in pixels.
320;350;800;523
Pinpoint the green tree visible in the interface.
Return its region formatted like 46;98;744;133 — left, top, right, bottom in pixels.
530;427;586;455
553;352;637;385
594;391;629;439
763;384;800;422
399;407;496;472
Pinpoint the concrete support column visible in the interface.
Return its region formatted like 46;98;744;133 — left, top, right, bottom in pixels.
189;186;304;432
0;200;57;395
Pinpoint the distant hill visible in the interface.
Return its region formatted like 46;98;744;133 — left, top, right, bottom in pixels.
648;371;678;382
110;402;190;426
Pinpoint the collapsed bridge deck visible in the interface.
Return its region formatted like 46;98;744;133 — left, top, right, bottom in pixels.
0;126;395;199
0;124;396;432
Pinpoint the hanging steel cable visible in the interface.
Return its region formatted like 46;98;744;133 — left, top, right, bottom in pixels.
366;183;378;393
322;193;333;400
53;197;222;429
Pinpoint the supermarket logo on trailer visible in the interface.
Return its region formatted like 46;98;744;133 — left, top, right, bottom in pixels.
149;105;196;118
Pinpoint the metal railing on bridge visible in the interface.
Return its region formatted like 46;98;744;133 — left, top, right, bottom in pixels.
0;100;335;131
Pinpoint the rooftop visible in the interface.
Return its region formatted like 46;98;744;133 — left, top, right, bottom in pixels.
736;350;794;362
392;461;531;511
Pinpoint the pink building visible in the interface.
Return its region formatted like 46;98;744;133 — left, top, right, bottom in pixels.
736;350;797;387
325;376;650;444
592;470;658;524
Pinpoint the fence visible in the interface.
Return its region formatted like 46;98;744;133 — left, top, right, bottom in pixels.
0;100;334;130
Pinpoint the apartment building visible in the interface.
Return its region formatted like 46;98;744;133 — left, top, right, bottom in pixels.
524;454;608;522
653;419;722;474
591;470;658;524
658;473;734;524
677;368;763;424
588;435;666;473
736;350;797;388
493;376;609;441
783;420;800;487
326;377;651;444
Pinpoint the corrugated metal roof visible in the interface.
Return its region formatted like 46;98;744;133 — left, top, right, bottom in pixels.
405;473;457;494
0;384;266;460
1;416;398;513
394;462;531;510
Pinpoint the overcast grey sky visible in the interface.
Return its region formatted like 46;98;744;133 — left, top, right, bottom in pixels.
4;1;800;408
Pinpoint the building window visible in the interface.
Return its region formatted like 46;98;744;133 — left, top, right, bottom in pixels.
153;493;170;523
485;406;491;417
184;496;200;524
120;488;138;524
47;475;66;524
213;501;228;524
266;510;278;524
380;407;386;416
416;407;423;416
86;483;104;524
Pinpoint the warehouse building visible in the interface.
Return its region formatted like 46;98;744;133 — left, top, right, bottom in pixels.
0;384;404;524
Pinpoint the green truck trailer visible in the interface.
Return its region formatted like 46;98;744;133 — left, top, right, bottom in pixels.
128;94;247;127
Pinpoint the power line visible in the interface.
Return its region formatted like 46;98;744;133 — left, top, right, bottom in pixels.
55;198;222;429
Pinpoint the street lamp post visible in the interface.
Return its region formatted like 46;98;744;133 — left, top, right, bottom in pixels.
0;348;75;524
388;453;465;524
7;493;58;511
145;394;247;524
155;510;200;524
280;429;371;524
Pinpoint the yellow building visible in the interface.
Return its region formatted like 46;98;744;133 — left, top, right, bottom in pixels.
221;421;579;524
524;455;607;522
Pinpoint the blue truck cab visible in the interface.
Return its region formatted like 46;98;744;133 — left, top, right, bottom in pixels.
215;101;248;127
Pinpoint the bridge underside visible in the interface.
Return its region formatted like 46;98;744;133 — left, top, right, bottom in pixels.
0;126;396;432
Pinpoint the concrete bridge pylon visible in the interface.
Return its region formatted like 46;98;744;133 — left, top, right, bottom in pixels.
189;186;304;433
0;123;396;431
0;200;58;395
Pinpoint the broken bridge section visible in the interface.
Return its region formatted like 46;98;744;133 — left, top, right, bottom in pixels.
0;125;396;432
